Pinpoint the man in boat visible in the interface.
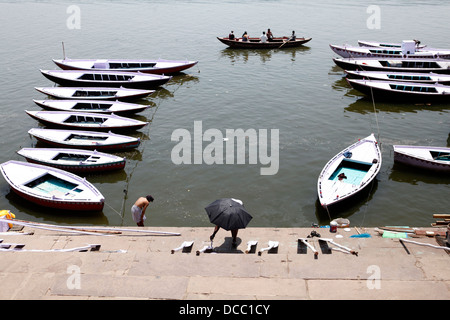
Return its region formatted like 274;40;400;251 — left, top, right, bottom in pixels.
338;173;347;181
289;30;296;41
229;31;235;40
266;28;273;41
242;31;249;42
131;195;154;226
260;31;267;43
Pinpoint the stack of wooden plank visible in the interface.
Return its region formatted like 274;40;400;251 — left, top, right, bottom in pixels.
431;214;450;227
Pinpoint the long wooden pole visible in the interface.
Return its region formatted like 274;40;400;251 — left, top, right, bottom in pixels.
9;219;181;236
62;41;66;60
399;238;450;251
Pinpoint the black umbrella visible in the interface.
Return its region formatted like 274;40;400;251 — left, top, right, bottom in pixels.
205;198;252;231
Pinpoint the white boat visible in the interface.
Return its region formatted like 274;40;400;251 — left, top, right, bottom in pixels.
330;43;450;59
358;40;426;49
28;128;140;151
345;70;450;84
333;57;450;73
0;160;105;211
318;134;382;209
53;58;198;75
346;79;450;102
41;69;171;89
33;99;149;114
17;148;126;173
26;110;148;131
35;86;154;101
393;145;450;173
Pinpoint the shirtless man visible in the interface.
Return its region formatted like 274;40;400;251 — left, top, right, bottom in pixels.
131;195;154;226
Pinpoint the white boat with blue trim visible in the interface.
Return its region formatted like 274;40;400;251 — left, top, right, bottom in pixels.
53;58;198;75
33;99;149;114
393;145;450;173
26;110;148;132
0;160;105;211
28;128;141;151
318;134;382;209
17;148;126;173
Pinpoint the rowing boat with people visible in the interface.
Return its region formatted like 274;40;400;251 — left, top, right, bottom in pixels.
217;36;312;49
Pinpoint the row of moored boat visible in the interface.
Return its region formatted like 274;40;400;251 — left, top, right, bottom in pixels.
0;58;198;211
319;40;450;209
331;40;450;102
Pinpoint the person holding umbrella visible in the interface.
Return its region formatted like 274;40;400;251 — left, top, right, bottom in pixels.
205;198;252;248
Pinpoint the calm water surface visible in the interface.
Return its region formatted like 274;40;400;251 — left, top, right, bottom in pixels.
0;0;448;228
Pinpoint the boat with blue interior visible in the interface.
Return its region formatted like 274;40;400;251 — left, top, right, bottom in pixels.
0;160;105;211
318;134;382;209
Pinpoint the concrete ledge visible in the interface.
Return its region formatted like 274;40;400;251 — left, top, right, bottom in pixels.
0;226;448;300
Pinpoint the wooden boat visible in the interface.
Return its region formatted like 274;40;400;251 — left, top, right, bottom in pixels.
393;145;450;173
346;79;450;102
26;110;148;132
317;134;382;209
330;44;450;59
345;70;450;85
0;160;105;211
358;40;426;49
28;128;140;151
17;148;126;173
35;87;154;101
33;99;149;114
53;58;198;75
217;36;312;49
333;57;450;74
41;70;171;89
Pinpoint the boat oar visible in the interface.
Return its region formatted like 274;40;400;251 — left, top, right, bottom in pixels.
278;39;289;49
299;238;318;257
62;41;66;60
258;241;279;255
320;238;358;256
245;240;258;254
399;238;450;252
171;241;194;254
196;244;213;256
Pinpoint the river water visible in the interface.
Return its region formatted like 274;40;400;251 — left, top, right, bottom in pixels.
0;0;448;228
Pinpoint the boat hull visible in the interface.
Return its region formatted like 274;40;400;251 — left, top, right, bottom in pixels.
217;37;312;49
317;134;382;209
53;59;198;75
10;187;104;211
33;99;149;115
18;148;126;173
394;146;450;173
28;128;141;152
26;110;148;132
358;40;426;49
41;70;171;89
345;70;450;85
347;79;450;103
330;44;450;59
0;160;105;211
333;58;450;74
35;87;154;101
